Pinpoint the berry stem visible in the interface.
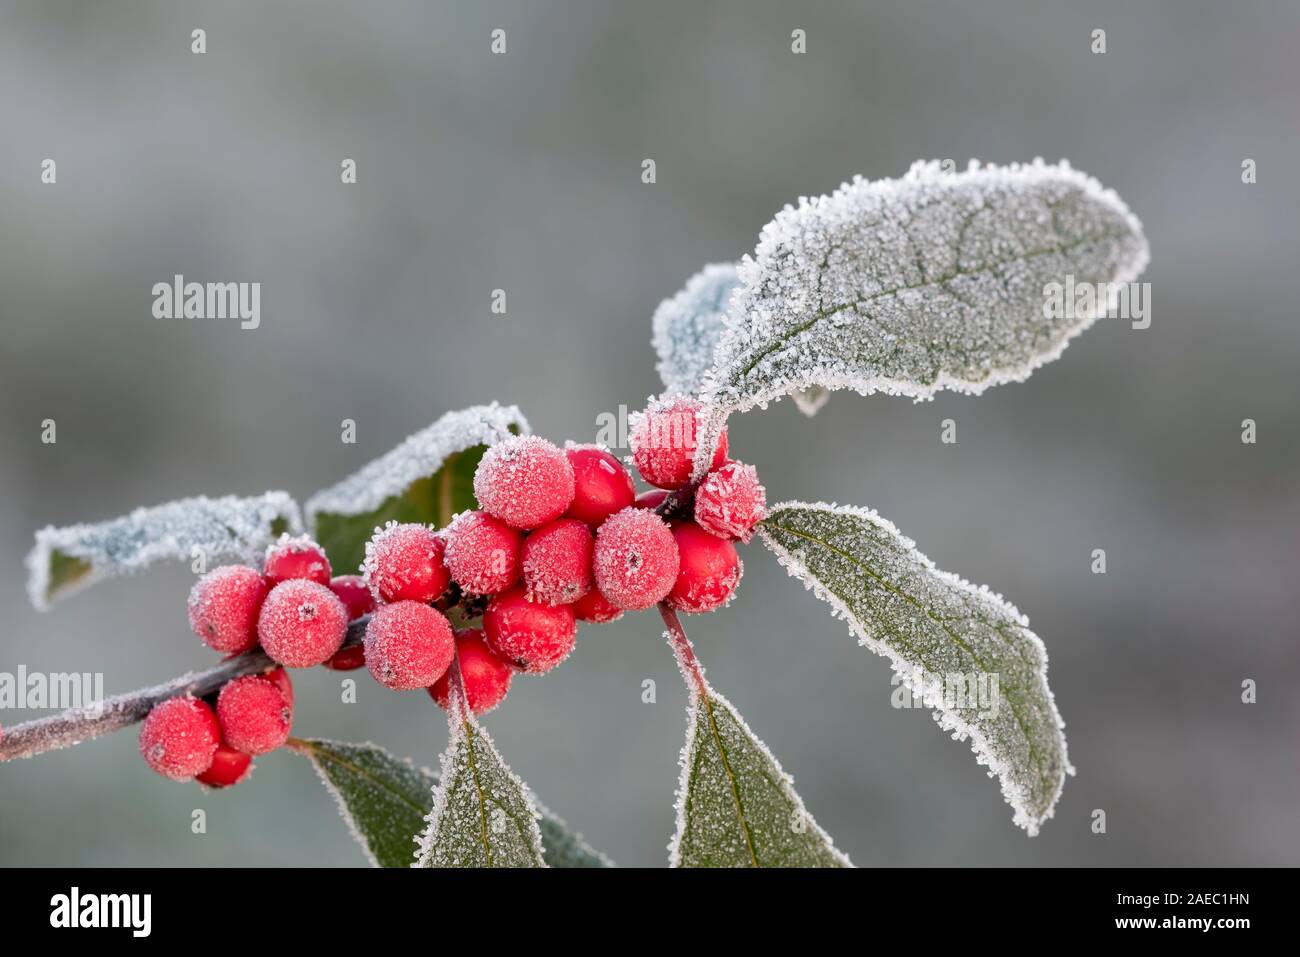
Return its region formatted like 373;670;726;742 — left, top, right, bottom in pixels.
658;601;706;696
0;617;368;763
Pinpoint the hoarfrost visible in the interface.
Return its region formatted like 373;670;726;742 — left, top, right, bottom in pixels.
304;403;529;522
413;680;546;867
668;636;851;867
26;491;301;611
291;738;611;867
701;158;1149;413
758;500;1074;834
651;262;740;397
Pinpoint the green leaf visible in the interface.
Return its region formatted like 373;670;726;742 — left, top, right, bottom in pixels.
759;501;1073;834
290;738;610;868
671;663;851;868
652;262;740;398
25;492;302;611
701;159;1149;413
304;404;528;574
414;690;547;868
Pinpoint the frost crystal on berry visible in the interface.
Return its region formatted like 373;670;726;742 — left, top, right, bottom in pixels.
483;586;577;674
139;696;221;780
693;461;767;542
187;564;268;654
263;534;332;586
362;522;450;604
521;518;593;606
257;579;349;668
443;510;521;595
364;601;455;690
630;396;727;490
473;435;575;529
592;507;680;610
216;674;292;755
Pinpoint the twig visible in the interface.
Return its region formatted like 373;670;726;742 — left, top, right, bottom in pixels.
0;618;368;763
658;601;706;695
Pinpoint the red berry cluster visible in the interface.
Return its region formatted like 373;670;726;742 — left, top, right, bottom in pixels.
140;535;373;786
138;398;765;781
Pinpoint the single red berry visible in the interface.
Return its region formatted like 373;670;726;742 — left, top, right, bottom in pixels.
572;586;624;623
196;741;253;789
328;574;377;621
363;523;450;604
264;665;295;706
429;629;514;715
324;644;366;671
263;535;332;586
565;445;635;526
364;601;455;690
257;579;349;667
521;518;593;606
592;507;680;610
666;521;742;614
630;397;728;490
216;674;292;755
443;510;522;595
483;585;577;674
693;460;767;542
139;696;221;780
633;488;669;510
473;435;575;529
187;565;268;655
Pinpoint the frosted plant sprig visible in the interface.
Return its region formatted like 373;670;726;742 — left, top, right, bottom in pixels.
12;159;1148;866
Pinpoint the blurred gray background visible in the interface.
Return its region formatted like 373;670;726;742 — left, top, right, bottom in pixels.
2;0;1297;867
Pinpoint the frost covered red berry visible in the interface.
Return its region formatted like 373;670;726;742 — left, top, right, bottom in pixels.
444;510;521;595
631;396;728;490
593;507;680;610
263;535;332;586
364;601;455;690
327;574;376;621
258;579;349;668
139;696;221;780
483;585;577;674
572;585;623;623
187;565;268;655
363;523;450;604
429;629;514;715
565;444;635;526
693;460;767;542
473;435;575;529
196;741;253;789
666;521;742;614
522;518;593;605
216;673;293;755
142;410;765;791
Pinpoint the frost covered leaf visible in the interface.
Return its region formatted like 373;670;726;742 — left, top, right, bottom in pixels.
702;159;1149;412
290;738;436;868
670;653;850;867
305;404;528;575
291;738;609;868
652;262;740;397
414;681;546;868
759;501;1072;834
26;492;301;611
